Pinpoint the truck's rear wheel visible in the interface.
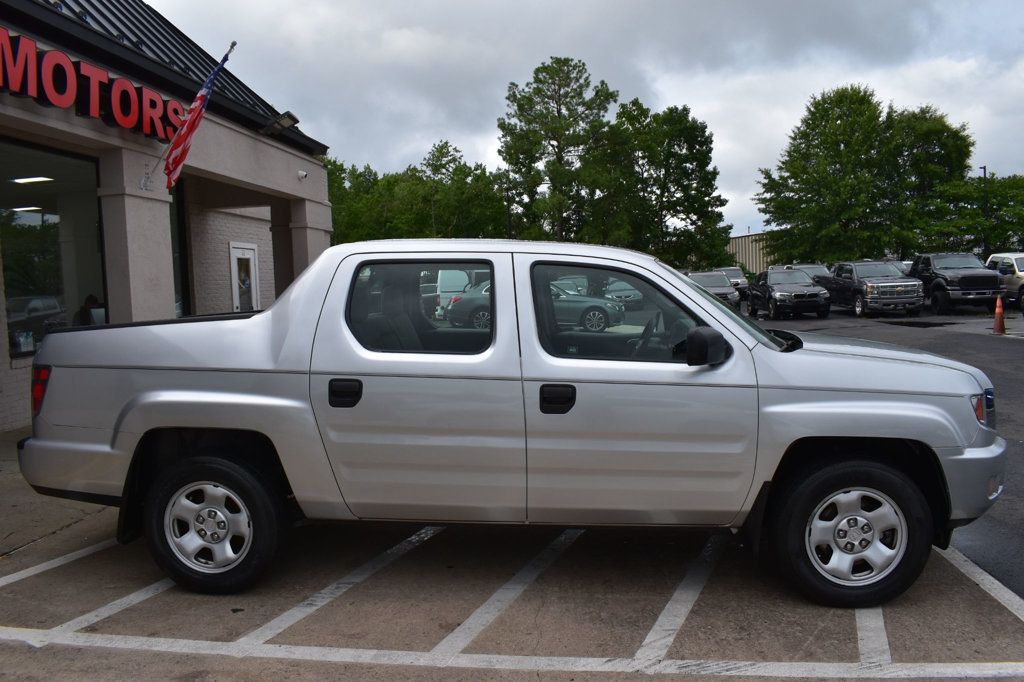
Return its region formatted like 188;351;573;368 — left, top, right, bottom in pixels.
145;457;283;593
769;460;933;607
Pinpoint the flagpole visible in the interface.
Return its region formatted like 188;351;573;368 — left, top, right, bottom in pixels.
140;40;237;191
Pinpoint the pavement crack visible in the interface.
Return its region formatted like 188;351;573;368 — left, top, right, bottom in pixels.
0;506;110;559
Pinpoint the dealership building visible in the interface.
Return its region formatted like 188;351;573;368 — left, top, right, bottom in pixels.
0;0;332;430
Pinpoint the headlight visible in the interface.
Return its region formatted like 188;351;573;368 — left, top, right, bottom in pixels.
866;284;877;295
728;292;739;301
820;290;830;298
605;302;623;311
773;291;792;299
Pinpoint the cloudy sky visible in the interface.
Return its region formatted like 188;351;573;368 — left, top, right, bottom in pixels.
149;0;1024;235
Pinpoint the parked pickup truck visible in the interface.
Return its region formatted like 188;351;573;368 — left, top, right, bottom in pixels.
20;240;1005;607
909;253;1003;315
821;261;924;317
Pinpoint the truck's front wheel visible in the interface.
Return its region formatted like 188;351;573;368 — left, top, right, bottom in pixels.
770;460;933;607
145;457;283;593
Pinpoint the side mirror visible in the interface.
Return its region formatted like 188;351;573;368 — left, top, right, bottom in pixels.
986;262;997;270
685;327;728;367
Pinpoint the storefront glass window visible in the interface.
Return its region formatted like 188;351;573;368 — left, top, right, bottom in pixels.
1;140;105;355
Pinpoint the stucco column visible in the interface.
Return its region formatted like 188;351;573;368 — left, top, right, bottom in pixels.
288;199;332;278
97;148;176;323
270;201;294;297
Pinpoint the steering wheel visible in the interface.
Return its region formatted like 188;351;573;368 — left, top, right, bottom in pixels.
632;311;662;358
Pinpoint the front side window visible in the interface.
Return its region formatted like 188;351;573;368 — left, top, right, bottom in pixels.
531;263;704;363
347;261;493;354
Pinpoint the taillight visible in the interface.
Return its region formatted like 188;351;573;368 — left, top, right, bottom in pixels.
449;295;462;305
31;365;51;417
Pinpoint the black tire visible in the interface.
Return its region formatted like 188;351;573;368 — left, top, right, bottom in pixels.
817;306;830;319
853;294;867;318
931;289;950;315
469;306;492;330
145;456;284;594
769;299;781;320
580;307;608;332
768;459;933;607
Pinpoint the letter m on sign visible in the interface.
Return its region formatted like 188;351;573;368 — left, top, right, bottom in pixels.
0;27;38;98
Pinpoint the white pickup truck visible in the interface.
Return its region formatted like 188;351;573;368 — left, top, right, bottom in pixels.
20;240;1005;606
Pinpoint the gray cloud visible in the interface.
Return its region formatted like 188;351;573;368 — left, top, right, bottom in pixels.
149;0;1024;234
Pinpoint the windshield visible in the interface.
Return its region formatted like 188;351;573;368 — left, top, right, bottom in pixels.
933;254;985;269
717;267;744;279
794;265;829;278
855;262;904;278
659;263;785;350
689;273;732;287
768;270;813;285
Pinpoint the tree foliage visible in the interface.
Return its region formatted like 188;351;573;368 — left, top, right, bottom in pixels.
756;85;979;263
326;57;735;270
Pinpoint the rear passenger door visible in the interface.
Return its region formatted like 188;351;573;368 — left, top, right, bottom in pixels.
513;254;759;525
310;252;526;522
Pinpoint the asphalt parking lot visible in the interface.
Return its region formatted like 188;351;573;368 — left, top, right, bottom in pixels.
1;306;1022;680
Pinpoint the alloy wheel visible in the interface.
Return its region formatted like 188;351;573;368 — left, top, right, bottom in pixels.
583;310;607;331
471;309;492;330
804;487;907;587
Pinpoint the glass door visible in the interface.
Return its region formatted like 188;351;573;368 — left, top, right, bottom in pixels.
229;242;259;312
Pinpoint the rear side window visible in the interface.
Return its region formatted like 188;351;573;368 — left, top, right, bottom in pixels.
347;261;494;354
531;263;703;363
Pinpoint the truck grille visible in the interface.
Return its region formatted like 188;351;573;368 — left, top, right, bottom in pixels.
877;283;919;297
959;275;999;290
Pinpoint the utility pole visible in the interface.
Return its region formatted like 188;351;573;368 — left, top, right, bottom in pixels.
979;165;989;254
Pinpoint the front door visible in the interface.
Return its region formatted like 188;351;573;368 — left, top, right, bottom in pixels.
229;242;259;312
514;254;759;525
309;252;526;522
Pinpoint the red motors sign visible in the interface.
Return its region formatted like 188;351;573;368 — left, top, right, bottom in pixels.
0;26;186;142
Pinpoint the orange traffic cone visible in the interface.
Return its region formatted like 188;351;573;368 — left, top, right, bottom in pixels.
993;295;1006;335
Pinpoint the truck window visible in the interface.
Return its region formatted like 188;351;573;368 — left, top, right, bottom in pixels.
347;261;494;354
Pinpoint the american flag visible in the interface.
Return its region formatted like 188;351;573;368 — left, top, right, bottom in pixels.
163;42;235;189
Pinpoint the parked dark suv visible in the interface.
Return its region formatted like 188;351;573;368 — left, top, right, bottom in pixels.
909;253;1002;314
748;269;830;319
821;261;924;317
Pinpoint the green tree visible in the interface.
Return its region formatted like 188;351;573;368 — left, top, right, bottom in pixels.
924;173;1024;253
498;57;617;240
757;85;974;263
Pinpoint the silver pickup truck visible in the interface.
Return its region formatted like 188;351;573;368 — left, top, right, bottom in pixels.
19;240;1005;606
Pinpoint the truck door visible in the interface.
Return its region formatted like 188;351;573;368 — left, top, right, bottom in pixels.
309;252;526;522
513;254;758;524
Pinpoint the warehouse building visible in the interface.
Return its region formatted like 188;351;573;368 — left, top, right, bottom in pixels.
0;0;332;429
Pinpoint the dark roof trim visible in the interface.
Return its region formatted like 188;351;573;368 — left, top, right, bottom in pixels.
2;0;328;156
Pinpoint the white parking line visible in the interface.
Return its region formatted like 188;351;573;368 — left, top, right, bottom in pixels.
2;625;1024;678
634;534;724;663
430;528;584;658
940;546;1024;624
0;539;117;590
235;525;443;645
53;579;175;633
854;607;892;665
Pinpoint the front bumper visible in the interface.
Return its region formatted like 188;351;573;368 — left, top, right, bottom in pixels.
948;289;1001;304
940;434;1007;524
865;295;924;312
775;298;829;312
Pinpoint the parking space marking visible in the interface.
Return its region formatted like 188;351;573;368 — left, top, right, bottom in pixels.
235;525;443;645
634;534;723;663
940;546;1024;624
0;539;116;589
854;607;892;665
53;579;175;634
2;625;1024;677
430;528;583;657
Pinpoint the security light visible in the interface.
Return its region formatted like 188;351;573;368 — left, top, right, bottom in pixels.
260;111;299;134
12;206;42;211
12;177;53;184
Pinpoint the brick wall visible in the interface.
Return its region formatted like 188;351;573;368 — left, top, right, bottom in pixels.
187;206;276;316
0;252;32;432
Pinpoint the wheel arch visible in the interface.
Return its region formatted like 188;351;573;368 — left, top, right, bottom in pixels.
748;436;952;551
117;427;297;544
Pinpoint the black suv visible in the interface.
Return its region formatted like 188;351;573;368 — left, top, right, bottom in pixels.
908;253;1002;314
821;261;924;317
748;269;830;319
